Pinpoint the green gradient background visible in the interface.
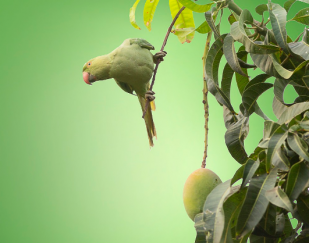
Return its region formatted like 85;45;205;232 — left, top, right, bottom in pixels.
0;0;305;242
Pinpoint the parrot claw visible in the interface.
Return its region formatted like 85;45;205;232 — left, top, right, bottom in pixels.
145;90;156;101
154;51;167;62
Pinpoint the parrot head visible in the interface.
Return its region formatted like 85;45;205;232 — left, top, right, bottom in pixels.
82;55;111;85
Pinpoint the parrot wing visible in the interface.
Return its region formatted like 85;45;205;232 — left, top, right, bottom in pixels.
130;38;155;51
115;79;135;95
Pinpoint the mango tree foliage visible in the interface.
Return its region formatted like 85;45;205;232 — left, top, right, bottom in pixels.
129;0;309;242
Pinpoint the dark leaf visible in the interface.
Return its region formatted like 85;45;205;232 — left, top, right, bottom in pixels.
297;194;309;224
241;159;260;188
268;2;289;54
278;102;309;124
274;78;293;105
265;186;294;213
272;147;290;171
289;28;309;60
284;0;296;13
273;97;289;119
285;161;309;201
205;9;220;39
255;4;268;15
236;168;278;238
287;132;309;161
221;63;234;100
235;49;250;95
223;34;248;77
228;13;237;25
225;116;249;164
231;164;245;185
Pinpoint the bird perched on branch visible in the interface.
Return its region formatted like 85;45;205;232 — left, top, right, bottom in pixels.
82;38;166;147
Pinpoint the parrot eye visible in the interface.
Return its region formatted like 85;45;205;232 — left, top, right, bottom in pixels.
88;62;91;66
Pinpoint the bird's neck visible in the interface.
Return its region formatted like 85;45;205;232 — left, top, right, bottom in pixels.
95;55;112;80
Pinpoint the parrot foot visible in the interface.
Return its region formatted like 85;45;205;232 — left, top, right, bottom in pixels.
145;90;156;101
154;51;167;62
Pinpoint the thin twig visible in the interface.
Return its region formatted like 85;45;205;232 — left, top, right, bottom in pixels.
201;31;213;169
142;6;186;118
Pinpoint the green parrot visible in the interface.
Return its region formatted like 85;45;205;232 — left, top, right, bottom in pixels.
82;38;166;147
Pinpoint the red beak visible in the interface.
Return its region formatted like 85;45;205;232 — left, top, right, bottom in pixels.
83;72;91;85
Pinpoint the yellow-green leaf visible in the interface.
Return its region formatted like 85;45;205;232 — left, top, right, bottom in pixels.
143;0;160;31
169;0;195;43
130;0;141;30
178;0;213;13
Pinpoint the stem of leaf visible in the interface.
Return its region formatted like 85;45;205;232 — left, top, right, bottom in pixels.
142;6;186;118
201;31;213;169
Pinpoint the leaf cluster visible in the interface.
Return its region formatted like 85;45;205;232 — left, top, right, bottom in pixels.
129;0;309;242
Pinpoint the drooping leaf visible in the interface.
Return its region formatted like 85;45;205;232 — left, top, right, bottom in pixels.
268;1;289;54
220;187;248;243
289;28;309;60
205;9;220;39
178;0;213;13
223;34;247;77
297;194;309;224
235;49;250;96
250;51;277;77
266;186;295;213
231;164;245;185
287;132;309;161
284;0;297;13
242;83;273;115
241;159;260;188
292;7;309;25
196;21;211;34
274;78;293;105
236;168;278;238
278;102;309;124
225;116;249;164
255;4;268;15
223;106;238;129
266;124;289;172
272;147;290;171
143;0;160;31
286;161;309;201
221;63;234;100
203;180;232;243
206;34;235;112
169;0;195;43
273;97;288;119
130;0;141;30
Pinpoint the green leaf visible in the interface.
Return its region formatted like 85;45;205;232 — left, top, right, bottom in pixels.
235;49;250;96
242;83;273;115
205;10;220;39
231;164;245;185
169;0;195;43
297;194;309;224
284;0;297;13
143;0;160;31
263;120;280;140
278;102;309;124
268;1;289;54
273;97;288;119
178;0;213;13
292;7;309;25
223;35;247;77
206;34;235;112
236;168;278;238
289;28;309;60
250;52;277;77
196;21;211;34
225;116;249;164
194;213;206;243
265;186;295;213
257;203;277;237
228;13;237;25
221;63;234;100
220;187;248;243
274;78;293;105
287;132;309;161
286;161;309;201
266;124;288;173
230;22;280;54
272;147;290;171
255;4;268;15
203;180;232;243
130;0;141;30
241;159;260;188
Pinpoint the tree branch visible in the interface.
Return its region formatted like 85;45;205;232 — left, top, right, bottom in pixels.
142;6;186;118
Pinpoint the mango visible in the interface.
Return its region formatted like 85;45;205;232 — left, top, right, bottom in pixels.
183;168;222;221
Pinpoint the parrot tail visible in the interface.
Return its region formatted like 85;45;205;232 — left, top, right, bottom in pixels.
138;95;157;147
